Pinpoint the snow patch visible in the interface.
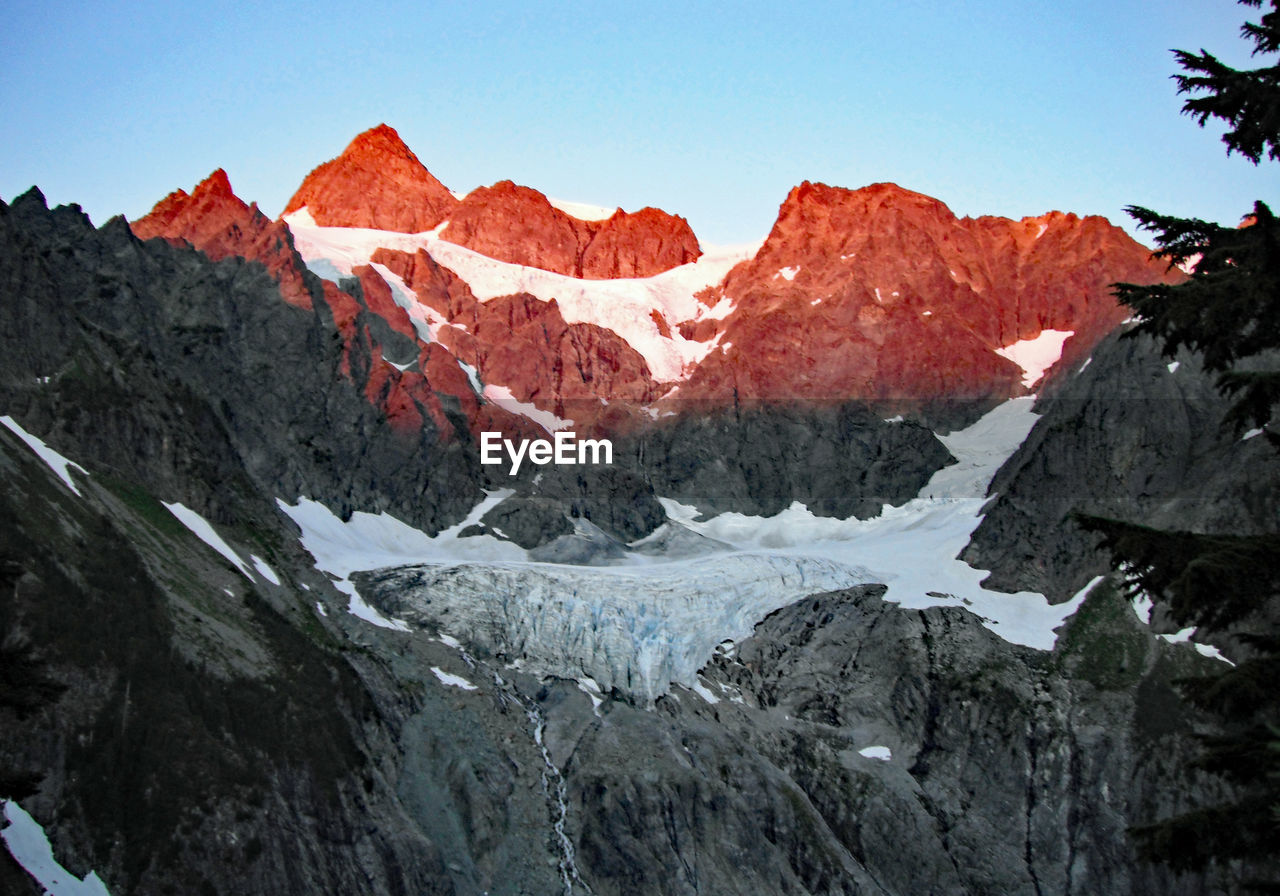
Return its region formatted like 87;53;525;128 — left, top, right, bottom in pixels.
690;678;721;704
547;197;617;221
775;265;799;281
577;677;605;712
482;384;574;434
1;416;88;496
696;296;736;321
1131;593;1154;625
277;490;523;635
858;746;892;761
458;361;483;395
994;329;1074;390
1159;627;1235;665
251;555;280;585
367;263;438;344
1167;361;1180;374
431;667;479;690
2;801;112;896
163;502;253;580
1242;428;1264;441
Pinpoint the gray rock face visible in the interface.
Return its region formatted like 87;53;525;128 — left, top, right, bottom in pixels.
482;462;668;549
0;188;484;536
558;584;1232;896
963;328;1280;601
617;401;956;520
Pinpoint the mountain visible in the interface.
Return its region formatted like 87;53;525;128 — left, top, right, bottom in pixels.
2;128;1274;895
282;125;701;280
282;124;459;233
439;179;702;279
133;168;315;309
674;181;1179;419
272;128;1179;437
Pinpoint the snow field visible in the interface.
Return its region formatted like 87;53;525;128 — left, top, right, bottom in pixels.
283;209;760;383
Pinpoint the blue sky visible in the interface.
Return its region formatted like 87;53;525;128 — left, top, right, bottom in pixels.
3;0;1276;244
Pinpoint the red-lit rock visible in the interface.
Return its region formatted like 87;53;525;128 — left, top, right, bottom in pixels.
282;124;458;233
676;181;1180;409
131;169;314;309
370;247;659;429
439;181;701;279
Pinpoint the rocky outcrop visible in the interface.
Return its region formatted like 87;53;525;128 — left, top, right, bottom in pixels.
347;569;1239;895
282;124;459;232
962;329;1280;602
619;400;954;519
8;187;482;534
439;180;701;278
131;169;314;309
581;205;703;279
369;246;662;430
675;182;1179;419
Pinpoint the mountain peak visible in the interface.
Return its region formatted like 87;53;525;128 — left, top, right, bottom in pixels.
191;168;236;200
130;172;312;309
439;180;701;278
343;124;418;163
282;124;458;233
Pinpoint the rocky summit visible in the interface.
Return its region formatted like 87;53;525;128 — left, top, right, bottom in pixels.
0;126;1275;896
283;124;460;233
440;180;702;279
677;181;1180;416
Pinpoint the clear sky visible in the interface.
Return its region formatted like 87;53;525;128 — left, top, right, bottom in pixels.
2;0;1276;245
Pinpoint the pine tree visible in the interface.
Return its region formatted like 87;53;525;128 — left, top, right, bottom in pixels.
1091;0;1280;886
1115;0;1280;432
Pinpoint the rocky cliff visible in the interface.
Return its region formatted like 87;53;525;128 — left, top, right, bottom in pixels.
963;328;1280;603
675;181;1180;422
439;180;702;278
282;124;460;233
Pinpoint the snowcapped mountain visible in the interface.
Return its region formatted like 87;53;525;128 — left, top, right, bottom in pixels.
136;123;1179;439
1;126;1273;895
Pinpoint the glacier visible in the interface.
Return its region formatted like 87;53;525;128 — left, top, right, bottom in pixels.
281;397;1097;701
360;552;873;702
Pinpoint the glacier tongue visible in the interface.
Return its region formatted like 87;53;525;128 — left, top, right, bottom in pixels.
283;398;1077;700
357;553;872;702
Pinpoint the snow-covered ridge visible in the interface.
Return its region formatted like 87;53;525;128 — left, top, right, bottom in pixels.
284;208;762;382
